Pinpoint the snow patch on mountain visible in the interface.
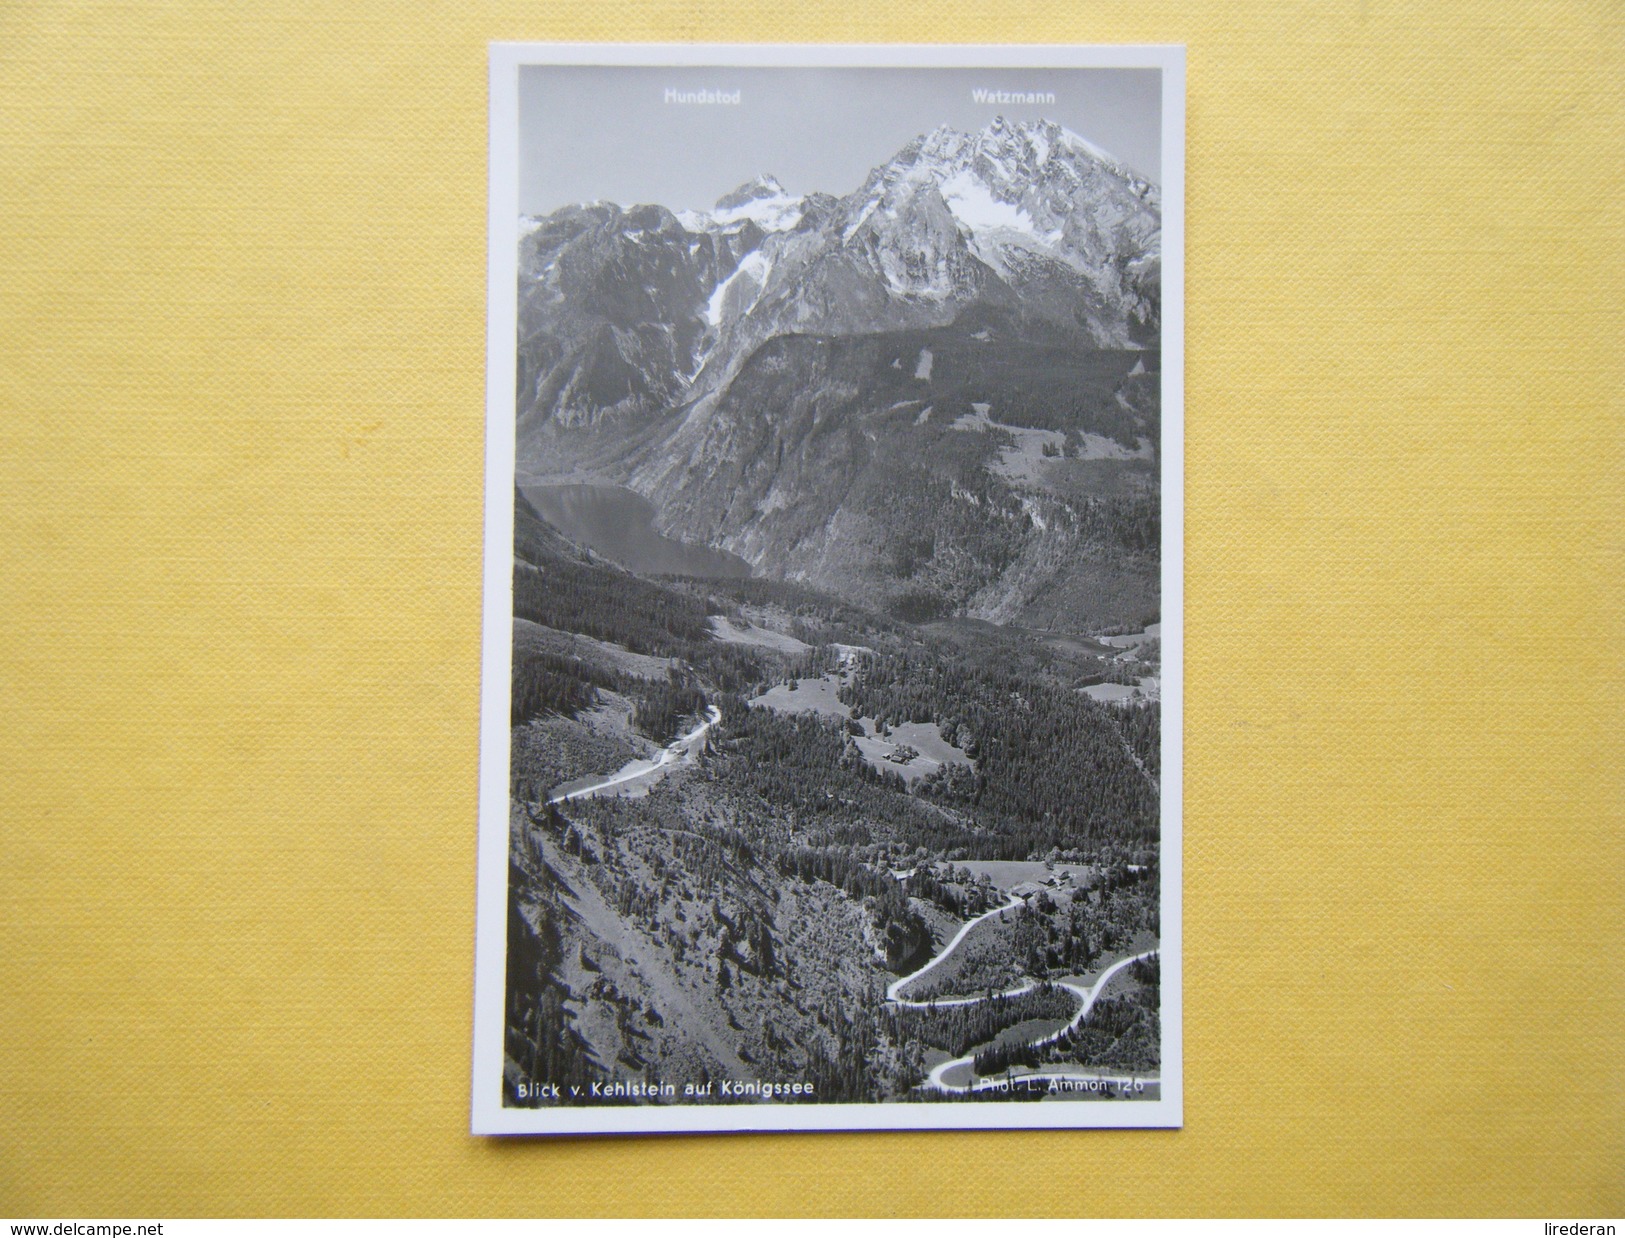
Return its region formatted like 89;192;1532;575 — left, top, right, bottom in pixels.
712;194;803;232
938;168;1037;236
841;194;883;243
705;249;773;328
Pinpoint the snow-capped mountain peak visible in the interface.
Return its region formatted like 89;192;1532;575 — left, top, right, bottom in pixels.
785;117;1157;327
679;174;805;233
715;174;789;209
901;117;1153;204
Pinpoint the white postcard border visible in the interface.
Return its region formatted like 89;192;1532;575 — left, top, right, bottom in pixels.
474;40;1185;1136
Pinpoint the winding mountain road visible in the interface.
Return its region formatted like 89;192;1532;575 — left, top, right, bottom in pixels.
918;948;1159;1094
547;705;721;805
886;894;1025;1003
884;884;1158;1095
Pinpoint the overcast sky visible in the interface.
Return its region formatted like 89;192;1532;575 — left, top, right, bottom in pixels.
518;66;1161;217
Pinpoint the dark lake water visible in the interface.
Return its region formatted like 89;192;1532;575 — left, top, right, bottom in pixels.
522;483;751;579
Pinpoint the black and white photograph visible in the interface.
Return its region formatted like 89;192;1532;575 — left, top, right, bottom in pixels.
473;44;1184;1135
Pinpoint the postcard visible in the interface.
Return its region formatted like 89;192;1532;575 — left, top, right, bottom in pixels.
474;42;1183;1134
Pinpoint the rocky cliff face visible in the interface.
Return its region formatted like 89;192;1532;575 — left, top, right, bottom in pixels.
516;118;1161;630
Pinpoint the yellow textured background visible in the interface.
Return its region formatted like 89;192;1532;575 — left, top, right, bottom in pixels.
1;0;1620;1218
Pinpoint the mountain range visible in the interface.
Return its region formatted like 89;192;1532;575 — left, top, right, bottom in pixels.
514;116;1162;632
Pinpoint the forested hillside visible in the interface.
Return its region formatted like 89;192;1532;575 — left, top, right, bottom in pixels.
504;493;1161;1105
